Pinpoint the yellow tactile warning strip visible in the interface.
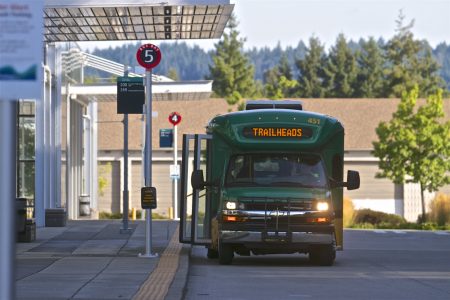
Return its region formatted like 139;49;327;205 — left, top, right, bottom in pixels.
133;225;182;300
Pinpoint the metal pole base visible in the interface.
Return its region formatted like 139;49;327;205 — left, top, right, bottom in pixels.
138;253;159;258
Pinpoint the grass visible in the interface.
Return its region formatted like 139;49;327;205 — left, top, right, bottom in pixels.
349;222;450;231
99;210;169;220
345;195;450;231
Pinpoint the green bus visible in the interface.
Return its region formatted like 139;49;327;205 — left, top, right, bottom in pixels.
180;100;359;265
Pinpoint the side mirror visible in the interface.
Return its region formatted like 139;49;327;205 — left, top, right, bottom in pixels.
346;170;360;190
191;170;205;190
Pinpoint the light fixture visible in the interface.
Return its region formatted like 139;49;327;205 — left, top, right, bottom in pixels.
316;202;329;211
225;201;237;210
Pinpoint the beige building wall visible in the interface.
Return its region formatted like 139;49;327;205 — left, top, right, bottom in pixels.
97;161;121;214
92;99;450;221
131;160;175;218
344;161;403;215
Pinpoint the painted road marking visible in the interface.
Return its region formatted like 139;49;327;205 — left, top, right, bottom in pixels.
371;230;450;235
372;230;409;234
434;231;450;235
133;225;182;300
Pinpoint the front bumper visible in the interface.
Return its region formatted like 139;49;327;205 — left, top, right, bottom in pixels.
219;207;335;250
221;230;333;244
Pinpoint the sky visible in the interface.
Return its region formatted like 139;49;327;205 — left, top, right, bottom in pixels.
80;0;450;52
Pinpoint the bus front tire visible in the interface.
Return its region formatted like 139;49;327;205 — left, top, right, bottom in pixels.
309;245;335;266
218;240;234;265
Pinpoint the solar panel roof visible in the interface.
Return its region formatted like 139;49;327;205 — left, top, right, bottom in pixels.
44;0;234;42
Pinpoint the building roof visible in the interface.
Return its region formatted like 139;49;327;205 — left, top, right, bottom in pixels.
65;80;213;102
97;98;450;151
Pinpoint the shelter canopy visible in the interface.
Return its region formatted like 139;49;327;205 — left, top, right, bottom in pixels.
44;0;234;42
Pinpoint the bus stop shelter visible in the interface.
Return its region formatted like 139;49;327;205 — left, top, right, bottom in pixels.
35;0;234;227
2;1;233;298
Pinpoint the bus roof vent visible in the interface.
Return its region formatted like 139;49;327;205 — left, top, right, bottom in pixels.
245;100;303;111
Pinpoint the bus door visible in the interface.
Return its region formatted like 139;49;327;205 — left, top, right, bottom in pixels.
180;134;213;245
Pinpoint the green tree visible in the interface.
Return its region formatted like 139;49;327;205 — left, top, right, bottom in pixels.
278;54;293;80
383;11;444;97
296;37;327;98
264;55;297;99
167;67;179;81
355;37;385;97
208;14;256;105
323;34;358;97
373;86;450;221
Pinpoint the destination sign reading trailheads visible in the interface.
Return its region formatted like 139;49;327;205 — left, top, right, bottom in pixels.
243;127;313;138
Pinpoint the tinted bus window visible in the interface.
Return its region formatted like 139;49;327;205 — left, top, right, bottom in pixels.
226;154;327;188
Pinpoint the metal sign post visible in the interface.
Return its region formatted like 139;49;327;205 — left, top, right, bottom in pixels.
173;124;179;219
142;68;157;257
120;67;131;233
117;69;145;233
168;112;182;220
136;44;162;258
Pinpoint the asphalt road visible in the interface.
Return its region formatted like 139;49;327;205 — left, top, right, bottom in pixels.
184;229;450;300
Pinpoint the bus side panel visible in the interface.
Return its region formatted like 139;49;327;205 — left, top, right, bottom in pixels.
323;131;344;249
208;134;233;249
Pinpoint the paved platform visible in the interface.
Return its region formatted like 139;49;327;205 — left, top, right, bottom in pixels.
15;219;189;300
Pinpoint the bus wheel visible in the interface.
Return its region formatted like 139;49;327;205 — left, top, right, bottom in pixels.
218;240;234;265
207;248;219;259
309;245;335;266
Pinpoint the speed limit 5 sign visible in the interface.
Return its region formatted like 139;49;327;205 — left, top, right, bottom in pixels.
136;44;162;69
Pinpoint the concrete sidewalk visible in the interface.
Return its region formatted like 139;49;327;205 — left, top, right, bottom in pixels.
15;219;189;300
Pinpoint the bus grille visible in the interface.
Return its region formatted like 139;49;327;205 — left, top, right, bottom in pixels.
239;197;313;211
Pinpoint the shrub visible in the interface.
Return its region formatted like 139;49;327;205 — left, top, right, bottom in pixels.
343;196;355;228
99;211;122;219
99;211;167;220
428;193;450;226
353;209;406;227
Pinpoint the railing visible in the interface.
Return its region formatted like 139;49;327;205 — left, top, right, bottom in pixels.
61;48;173;82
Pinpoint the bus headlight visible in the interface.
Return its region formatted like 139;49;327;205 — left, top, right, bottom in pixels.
317;202;329;211
225;201;237;210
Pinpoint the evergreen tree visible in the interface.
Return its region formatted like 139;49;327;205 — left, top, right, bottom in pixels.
323;34;358;97
296;37;327;98
263;54;297;99
355;37;385;97
278;54;293;80
383;11;444;97
86;37;450;92
264;67;281;99
433;42;450;91
373;86;450;221
208;14;256;105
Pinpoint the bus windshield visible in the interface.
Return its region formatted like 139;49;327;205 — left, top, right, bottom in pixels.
225;153;328;188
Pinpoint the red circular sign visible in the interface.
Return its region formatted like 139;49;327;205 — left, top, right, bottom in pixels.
136;44;162;69
169;112;182;126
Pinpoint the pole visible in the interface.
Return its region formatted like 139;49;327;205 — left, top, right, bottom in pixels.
141;114;145;221
140;69;157;258
173;124;178;219
0;101;17;300
121;113;130;232
121;67;130;233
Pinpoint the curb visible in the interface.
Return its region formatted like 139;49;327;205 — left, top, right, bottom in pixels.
165;244;191;300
